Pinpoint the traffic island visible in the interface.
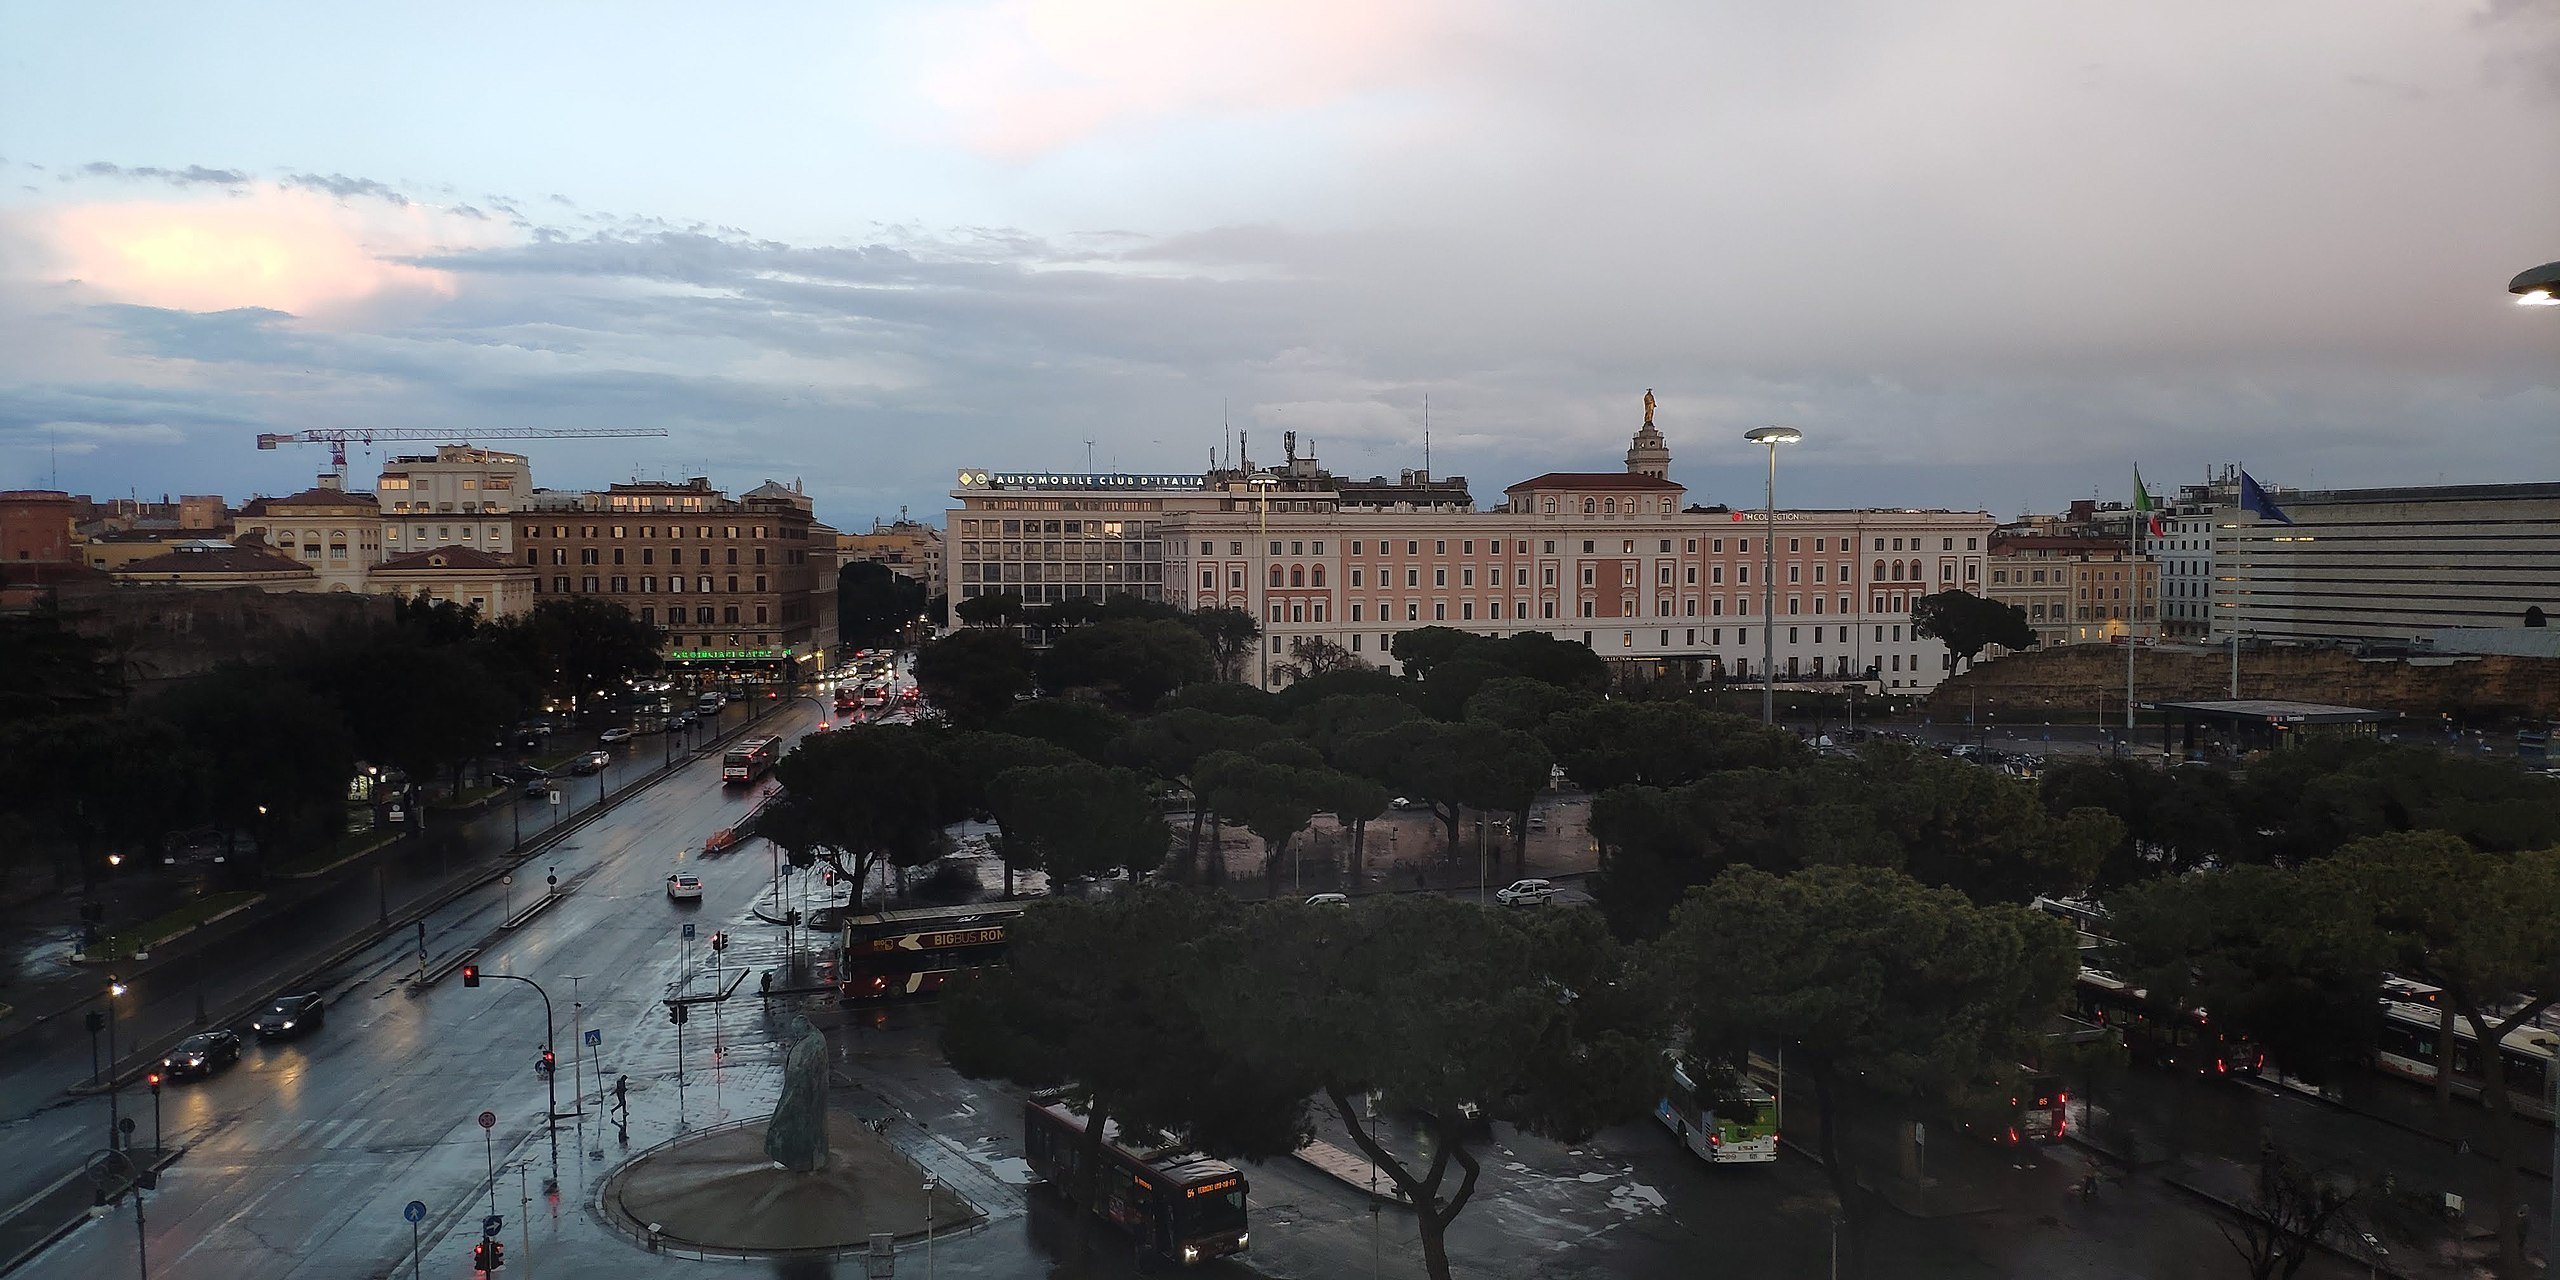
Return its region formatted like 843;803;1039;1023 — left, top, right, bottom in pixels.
599;1112;979;1256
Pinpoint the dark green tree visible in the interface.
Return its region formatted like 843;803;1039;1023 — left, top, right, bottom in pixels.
157;663;357;871
1182;606;1261;683
941;887;1307;1261
952;591;1025;628
1386;626;1477;679
760;726;962;897
1214;895;1664;1280
1038;618;1214;710
995;698;1132;764
0;612;125;718
484;596;664;707
1461;676;1591;733
912;628;1035;728
1192;748;1344;883
1275;635;1367;683
985;762;1169;893
1541;701;1804;792
838;561;929;650
1116;709;1278;875
1659;865;2075;1278
1909;589;2034;669
1159;681;1281;720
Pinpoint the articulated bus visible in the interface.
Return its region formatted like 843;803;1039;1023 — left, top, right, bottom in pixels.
2376;999;2559;1122
2072;969;2263;1078
1655;1059;1780;1164
720;736;782;786
1022;1095;1249;1266
839;900;1028;1001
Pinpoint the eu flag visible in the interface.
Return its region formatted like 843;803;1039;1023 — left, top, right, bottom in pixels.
2238;471;2293;525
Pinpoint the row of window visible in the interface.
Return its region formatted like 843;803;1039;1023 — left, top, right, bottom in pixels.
1202;534;1979;558
1302;627;1944;676
1216;591;1926;624
1200;558;1965;591
527;546;773;566
522;524;785;540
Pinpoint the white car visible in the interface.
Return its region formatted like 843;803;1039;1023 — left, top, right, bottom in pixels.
666;873;703;901
1495;878;1557;908
1304;893;1350;907
599;727;636;744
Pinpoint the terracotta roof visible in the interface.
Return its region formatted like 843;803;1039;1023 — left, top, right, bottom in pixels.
239;488;380;515
1504;472;1686;492
375;545;516;572
113;546;314;577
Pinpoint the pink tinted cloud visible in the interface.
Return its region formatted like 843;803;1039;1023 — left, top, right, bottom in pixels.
33;186;481;318
915;0;1449;160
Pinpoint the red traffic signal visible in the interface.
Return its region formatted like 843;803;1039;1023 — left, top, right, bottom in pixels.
145;1072;161;1092
462;964;481;988
473;1238;505;1272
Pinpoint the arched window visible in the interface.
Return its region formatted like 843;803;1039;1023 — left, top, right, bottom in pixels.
1311;565;1326;586
1604;497;1618;513
1583;498;1597;514
1289;565;1304;587
1888;562;1902;581
1873;560;1886;581
1269;565;1284;587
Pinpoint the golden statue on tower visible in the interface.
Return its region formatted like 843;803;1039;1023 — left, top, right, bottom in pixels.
1643;388;1656;426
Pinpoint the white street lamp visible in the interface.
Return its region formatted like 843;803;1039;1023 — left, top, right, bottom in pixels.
1742;426;1803;726
2511;261;2560;306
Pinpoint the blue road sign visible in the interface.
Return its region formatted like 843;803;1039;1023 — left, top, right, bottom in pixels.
482;1213;503;1239
585;1028;602;1048
403;1200;426;1224
682;922;696;940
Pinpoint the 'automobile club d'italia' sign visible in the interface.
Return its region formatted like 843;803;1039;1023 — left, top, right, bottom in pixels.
670;648;782;660
956;470;1204;490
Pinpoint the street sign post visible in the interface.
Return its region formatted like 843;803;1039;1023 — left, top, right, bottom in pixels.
404;1200;427;1280
585;1028;601;1047
483;1213;503;1239
479;1110;498;1221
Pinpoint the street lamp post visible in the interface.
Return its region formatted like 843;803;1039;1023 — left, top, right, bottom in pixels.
1249;470;1279;691
103;978;126;1151
1743;427;1803;726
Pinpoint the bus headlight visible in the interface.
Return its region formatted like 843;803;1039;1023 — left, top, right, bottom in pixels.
1237;1232;1250;1248
1182;1246;1199;1263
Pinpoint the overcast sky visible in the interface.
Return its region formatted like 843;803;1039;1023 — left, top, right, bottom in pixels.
3;1;2555;528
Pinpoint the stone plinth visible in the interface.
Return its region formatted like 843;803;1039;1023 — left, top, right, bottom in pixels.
603;1111;978;1255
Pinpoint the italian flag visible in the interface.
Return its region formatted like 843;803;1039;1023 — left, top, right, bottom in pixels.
2132;468;2162;539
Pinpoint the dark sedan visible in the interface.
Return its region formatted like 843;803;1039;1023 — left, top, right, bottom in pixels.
160;1029;242;1079
249;992;326;1039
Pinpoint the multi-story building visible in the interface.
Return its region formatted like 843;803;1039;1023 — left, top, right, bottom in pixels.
375;447;532;558
370;546;536;619
2156;475;2237;642
2215;481;2560;644
516;477;831;679
0;490;82;563
231;478;384;593
1132;417;1993;692
1985;534;2157;647
840;516;947;599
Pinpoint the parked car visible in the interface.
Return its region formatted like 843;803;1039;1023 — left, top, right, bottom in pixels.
666;873;704;901
1495;878;1557;908
250;992;326;1039
1305;893;1350;906
599;727;636;744
161;1029;242;1079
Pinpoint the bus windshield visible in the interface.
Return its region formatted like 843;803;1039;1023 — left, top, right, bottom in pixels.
1174;1185;1247;1236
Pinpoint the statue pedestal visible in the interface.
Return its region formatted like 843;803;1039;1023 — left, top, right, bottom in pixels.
601;1110;979;1256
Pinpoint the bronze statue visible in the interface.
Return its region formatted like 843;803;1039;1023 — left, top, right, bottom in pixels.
1643;388;1656;425
763;1015;831;1172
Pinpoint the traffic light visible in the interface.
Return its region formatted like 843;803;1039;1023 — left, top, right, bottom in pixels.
146;1072;161;1094
473;1238;505;1272
537;1048;555;1077
462;964;480;987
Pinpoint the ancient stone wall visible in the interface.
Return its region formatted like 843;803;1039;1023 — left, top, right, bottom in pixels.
50;584;391;692
1929;643;2560;722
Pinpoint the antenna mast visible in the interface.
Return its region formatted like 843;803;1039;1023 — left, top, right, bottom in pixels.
1423;394;1431;475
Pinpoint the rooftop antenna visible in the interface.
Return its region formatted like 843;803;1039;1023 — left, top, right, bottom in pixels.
1084;436;1097;474
1423;394;1431;476
1223;398;1231;471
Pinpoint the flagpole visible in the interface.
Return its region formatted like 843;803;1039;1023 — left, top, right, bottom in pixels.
2126;469;2143;750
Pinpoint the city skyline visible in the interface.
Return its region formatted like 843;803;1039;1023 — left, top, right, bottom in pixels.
3;1;2556;528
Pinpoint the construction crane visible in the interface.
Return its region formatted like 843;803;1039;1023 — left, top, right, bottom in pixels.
256;427;672;479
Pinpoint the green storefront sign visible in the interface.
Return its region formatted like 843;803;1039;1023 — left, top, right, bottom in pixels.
670;648;783;661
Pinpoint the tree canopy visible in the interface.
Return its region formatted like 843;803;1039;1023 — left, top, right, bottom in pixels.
838;561;929;650
1909;589;2033;668
912;628;1035;727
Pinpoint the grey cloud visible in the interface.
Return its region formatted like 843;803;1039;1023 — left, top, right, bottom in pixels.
73;162;251;186
282;172;412;205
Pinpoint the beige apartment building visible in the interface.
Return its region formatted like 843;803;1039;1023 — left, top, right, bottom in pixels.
1985;534;2158;647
